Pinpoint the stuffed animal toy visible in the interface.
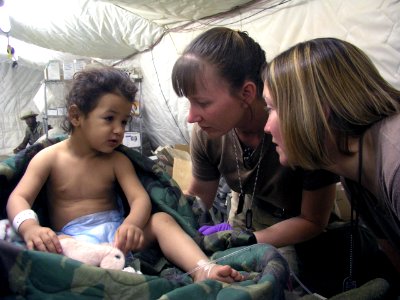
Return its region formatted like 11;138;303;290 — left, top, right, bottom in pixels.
0;219;23;243
59;238;126;270
0;220;141;273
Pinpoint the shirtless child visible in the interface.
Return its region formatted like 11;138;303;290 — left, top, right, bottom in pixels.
6;67;243;283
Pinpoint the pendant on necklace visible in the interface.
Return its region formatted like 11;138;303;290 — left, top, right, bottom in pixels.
237;193;245;214
245;209;253;229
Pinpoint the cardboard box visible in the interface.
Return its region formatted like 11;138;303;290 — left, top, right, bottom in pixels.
154;145;192;191
174;144;190;153
172;156;192;192
153;145;189;166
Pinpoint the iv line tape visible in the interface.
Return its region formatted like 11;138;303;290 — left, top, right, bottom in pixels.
181;244;255;277
180;243;327;299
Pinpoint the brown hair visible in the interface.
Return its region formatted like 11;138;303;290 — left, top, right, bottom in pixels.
62;67;137;133
172;27;266;99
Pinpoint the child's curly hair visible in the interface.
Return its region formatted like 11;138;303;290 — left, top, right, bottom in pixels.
62;67;138;133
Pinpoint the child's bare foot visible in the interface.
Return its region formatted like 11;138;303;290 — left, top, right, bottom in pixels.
193;260;244;283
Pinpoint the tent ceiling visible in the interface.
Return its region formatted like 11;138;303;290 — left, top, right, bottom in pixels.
105;0;254;26
5;0;254;60
1;0;399;156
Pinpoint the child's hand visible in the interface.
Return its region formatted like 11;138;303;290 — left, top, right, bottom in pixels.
114;223;144;254
21;224;62;253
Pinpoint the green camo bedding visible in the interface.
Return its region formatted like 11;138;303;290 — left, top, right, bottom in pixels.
0;137;289;299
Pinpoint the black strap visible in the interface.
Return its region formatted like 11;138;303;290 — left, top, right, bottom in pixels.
237;193;245;214
344;135;363;291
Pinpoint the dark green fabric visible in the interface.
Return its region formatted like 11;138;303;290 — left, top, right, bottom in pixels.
116;144;198;237
300;278;391;300
1;240;288;300
0;137;289;299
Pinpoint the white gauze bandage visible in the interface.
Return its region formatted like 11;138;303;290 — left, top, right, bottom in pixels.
12;209;38;232
196;259;217;277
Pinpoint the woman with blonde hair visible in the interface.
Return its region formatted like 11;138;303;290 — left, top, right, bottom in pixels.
263;37;400;285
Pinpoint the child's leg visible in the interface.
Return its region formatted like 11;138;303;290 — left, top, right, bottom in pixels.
142;212;244;283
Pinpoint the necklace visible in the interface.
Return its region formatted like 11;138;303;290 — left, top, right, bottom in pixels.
232;130;265;229
242;144;256;168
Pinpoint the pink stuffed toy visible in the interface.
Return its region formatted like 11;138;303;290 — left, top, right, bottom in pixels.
59;238;125;270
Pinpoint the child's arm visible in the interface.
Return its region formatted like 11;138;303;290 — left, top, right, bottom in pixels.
6;148;62;253
113;152;152;253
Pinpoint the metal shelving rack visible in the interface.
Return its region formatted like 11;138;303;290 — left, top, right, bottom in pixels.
125;75;143;154
42;79;70;139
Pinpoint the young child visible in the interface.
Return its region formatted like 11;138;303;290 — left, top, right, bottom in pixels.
6;67;244;283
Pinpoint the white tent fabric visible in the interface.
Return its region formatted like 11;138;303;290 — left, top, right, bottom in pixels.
7;0;163;60
3;0;252;60
0;0;399;155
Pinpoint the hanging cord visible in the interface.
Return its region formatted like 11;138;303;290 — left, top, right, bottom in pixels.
6;34;18;68
290;269;327;299
343;135;363;291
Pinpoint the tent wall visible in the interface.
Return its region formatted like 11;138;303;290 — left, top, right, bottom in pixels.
0;63;43;155
0;0;399;155
120;0;400;149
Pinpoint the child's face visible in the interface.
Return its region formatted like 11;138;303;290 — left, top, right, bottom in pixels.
80;93;132;153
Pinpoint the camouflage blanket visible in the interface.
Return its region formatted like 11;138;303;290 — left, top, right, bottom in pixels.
0;137;289;299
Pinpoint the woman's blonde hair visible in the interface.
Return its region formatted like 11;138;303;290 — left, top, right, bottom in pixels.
264;37;400;169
